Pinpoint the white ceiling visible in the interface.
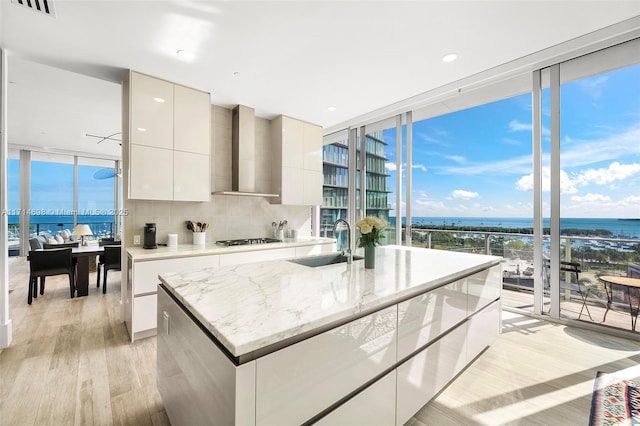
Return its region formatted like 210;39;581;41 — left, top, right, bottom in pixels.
2;1;640;158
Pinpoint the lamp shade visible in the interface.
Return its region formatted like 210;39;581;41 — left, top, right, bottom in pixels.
72;224;93;236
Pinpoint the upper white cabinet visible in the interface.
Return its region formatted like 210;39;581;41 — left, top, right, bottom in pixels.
130;72;174;150
271;115;322;205
174;84;210;155
127;71;211;201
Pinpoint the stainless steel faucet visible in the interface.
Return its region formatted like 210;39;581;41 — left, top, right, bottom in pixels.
333;218;352;264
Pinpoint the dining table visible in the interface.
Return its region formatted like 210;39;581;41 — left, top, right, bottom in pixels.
72;245;105;296
599;275;640;332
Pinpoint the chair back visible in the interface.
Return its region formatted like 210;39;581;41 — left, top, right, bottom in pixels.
99;240;120;246
29;238;43;250
542;258;580;288
29;248;73;277
104;245;122;269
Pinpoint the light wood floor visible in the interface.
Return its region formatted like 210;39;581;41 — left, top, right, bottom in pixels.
2;256;639;425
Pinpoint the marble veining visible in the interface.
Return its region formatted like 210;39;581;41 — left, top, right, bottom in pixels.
159;245;502;357
127;237;335;261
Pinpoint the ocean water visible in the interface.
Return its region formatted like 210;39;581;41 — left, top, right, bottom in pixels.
7;214;116;237
389;217;640;239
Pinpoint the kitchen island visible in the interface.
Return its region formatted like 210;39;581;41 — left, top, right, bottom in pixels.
157;245;502;425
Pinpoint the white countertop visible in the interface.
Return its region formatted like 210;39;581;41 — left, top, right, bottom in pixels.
127;237;335;261
159;245;502;358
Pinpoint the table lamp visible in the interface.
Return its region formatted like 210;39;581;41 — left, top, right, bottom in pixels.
72;224;93;246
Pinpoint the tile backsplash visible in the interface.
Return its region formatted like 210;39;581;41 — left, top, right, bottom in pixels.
124;104;313;246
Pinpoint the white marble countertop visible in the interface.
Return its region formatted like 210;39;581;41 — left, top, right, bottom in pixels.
159;245;502;358
127;237;335;261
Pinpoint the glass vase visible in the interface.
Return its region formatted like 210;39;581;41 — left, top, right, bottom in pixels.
364;246;375;269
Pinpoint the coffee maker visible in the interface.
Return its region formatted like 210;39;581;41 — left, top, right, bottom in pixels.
143;223;157;249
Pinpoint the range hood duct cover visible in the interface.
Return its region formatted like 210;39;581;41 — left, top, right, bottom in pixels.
213;105;278;197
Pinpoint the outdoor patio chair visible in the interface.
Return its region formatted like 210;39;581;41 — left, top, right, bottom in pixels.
543;258;593;320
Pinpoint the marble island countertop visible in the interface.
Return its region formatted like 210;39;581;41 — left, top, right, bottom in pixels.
159;245;502;358
127;237;335;261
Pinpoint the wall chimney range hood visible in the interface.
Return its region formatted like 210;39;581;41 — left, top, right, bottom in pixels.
213;105;278;197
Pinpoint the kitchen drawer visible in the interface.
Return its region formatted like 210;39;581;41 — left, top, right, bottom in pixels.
397;278;467;360
315;370;396;426
396;323;468;426
467;265;502;314
219;247;296;266
467;300;501;362
133;294;157;333
255;305;397;425
134;255;220;295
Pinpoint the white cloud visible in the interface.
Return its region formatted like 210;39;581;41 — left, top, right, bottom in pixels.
508;120;532;132
385;162;396;172
622;195;640;204
445;155;466;163
515;167;578;194
571;193;611;203
574;162;640;186
412;164;427;172
451;189;479;200
578;75;608;100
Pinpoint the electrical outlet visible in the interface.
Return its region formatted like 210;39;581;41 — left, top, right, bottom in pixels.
133;235;141;245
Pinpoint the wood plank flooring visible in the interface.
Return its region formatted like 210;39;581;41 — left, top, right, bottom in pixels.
2;256;639;425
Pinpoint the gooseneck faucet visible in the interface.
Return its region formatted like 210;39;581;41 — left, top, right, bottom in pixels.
333;218;352;264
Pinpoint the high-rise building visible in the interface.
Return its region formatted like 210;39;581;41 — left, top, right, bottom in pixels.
321;131;391;240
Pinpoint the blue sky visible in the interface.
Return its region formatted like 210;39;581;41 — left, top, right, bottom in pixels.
8;161;115;214
382;63;640;219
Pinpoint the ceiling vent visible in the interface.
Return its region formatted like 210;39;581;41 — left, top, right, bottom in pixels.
10;0;56;18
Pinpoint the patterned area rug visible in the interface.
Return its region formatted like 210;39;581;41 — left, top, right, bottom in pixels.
589;371;640;426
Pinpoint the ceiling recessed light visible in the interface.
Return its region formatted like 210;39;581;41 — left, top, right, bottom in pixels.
327;106;337;111
233;71;240;76
176;49;195;61
442;53;458;63
137;128;147;132
153;97;165;103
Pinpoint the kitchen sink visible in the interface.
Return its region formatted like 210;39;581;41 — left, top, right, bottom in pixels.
288;253;364;268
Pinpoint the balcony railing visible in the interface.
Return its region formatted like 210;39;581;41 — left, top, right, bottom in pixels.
407;226;639;333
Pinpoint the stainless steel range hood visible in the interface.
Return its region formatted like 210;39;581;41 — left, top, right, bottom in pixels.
213;105;278;197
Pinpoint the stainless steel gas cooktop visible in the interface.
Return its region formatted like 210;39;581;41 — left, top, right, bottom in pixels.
215;238;282;246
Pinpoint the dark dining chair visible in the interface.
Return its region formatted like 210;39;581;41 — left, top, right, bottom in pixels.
97;241;121;289
98;245;121;294
27;248;75;304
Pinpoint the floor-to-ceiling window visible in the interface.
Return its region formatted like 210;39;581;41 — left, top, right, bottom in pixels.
78;157;118;239
7;149;19;255
553;45;640;328
30;152;75;238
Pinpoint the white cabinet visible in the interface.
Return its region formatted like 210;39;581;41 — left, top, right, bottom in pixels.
397;278;467;360
174;84;210;155
467;264;502;315
127;71;210;201
396;324;468;426
316;371;397;426
467;300;501;362
255;305;397;425
173;151;210;201
127;254;220;340
130;72;174;149
270;115;322;205
129;144;174;200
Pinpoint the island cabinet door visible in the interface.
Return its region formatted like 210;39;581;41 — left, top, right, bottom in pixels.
396;278;467;361
467;300;501;362
467;264;502;315
396;323;468;426
254;305;398;426
315;370;397;426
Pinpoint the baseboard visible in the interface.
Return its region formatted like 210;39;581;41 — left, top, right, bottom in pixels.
0;319;12;348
